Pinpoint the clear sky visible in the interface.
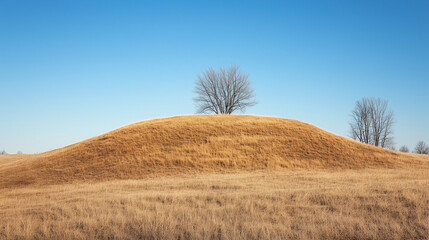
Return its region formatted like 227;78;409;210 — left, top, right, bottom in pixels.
1;0;428;154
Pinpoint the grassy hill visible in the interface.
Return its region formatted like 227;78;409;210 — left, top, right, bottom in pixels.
1;115;429;239
0;115;427;187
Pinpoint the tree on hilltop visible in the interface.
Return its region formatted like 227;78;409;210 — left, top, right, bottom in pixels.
194;65;256;114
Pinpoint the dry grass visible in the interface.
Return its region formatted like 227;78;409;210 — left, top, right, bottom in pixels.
1;115;429;239
1;169;428;240
0;115;427;188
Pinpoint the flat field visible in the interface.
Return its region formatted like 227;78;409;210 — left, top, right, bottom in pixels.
1;169;428;240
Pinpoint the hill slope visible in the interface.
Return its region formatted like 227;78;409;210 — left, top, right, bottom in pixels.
0;115;427;187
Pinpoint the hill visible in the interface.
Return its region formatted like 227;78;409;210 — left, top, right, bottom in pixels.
0;115;427;187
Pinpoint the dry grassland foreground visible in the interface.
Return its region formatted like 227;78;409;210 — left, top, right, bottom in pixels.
1;169;429;240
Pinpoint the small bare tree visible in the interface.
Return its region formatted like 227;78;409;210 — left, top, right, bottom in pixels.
414;141;429;154
194;65;256;114
399;145;409;153
349;97;394;148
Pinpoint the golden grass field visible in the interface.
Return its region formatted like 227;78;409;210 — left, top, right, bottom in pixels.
1;115;428;239
1;170;428;239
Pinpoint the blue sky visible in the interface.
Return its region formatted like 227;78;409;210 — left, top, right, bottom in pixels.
1;0;428;153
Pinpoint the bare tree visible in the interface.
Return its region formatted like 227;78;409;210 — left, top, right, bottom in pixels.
399;145;409;153
0;150;7;155
371;98;394;148
349;97;394;148
414;141;429;154
194;65;256;114
350;98;372;144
